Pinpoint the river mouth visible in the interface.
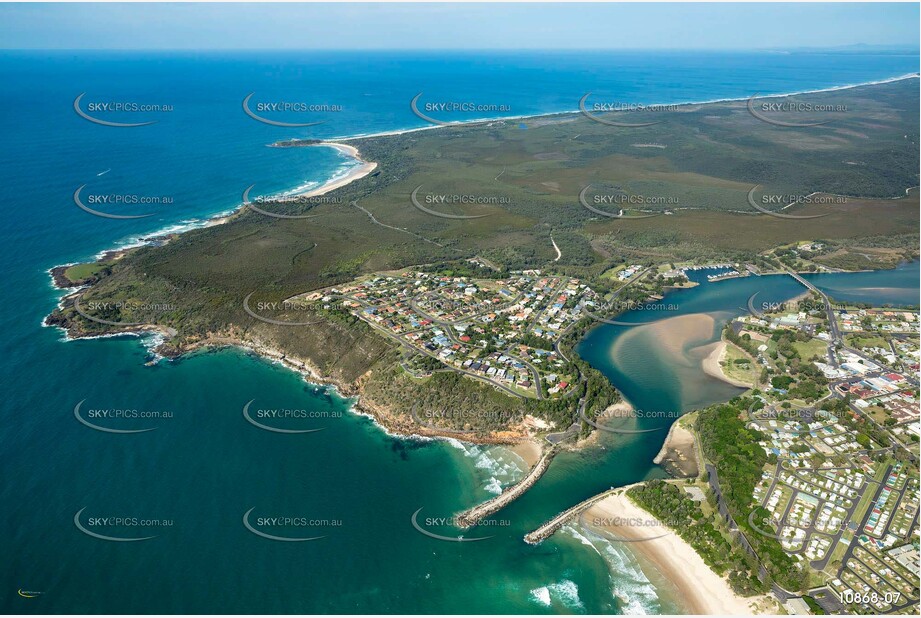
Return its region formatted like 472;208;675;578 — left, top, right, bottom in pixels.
3;40;919;616
568;262;919;612
575;262;921;422
577;270;805;425
608;311;747;413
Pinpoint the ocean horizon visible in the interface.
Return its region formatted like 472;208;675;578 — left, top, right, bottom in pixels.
2;49;919;614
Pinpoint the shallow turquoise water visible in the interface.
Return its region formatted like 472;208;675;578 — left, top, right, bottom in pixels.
1;51;918;613
3;267;916;613
578;263;919;418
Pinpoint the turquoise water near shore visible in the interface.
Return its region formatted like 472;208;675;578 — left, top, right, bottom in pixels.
3;265;914;613
0;338;656;614
578;269;801;418
578;263;919;421
1;51;919;613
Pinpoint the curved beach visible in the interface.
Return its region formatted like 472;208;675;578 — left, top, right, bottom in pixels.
585;492;769;615
700;340;754;388
300;142;378;197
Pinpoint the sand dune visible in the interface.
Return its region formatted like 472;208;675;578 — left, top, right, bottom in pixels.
612;313;718;363
609;312;746;410
700;340;753;388
296;142;378;198
585;492;765;615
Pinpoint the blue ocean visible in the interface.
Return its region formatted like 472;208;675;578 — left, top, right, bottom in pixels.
0;51;918;613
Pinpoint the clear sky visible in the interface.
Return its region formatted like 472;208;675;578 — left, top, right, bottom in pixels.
1;2;918;50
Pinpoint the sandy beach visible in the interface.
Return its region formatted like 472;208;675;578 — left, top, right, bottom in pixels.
51;141;379;294
585;491;766;615
509;438;542;468
701;340;753;388
325;73;919;144
652;417;700;477
297;142;378;198
621;313;717;359
602;399;634;419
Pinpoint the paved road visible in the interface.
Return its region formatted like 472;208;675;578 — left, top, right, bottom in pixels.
333;292;529;399
827;377;914;461
526;278;568;330
546;396;584;444
409;290;542;397
786;268;841;366
705;463;801;603
835;466;891;574
409;289;524;327
785;268;917;462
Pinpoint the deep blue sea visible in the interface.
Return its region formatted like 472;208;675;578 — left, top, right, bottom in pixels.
0;51;918;614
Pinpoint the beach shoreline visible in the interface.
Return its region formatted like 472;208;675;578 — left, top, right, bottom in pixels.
701;340;754;388
46;139;378;291
44;70;912;476
328;72;919;142
40;71;917;612
160;327;550;448
509;438;543;468
652;417;701;478
297;142;378;197
584;490;768;615
49;73;919;290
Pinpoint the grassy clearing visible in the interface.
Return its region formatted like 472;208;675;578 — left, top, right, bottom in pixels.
723;342;759;386
48;79;920;432
845;334;889;350
64;262;111;282
793;338;829;361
